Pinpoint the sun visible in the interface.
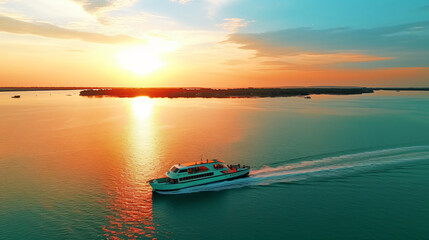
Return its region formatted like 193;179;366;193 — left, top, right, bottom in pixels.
117;39;178;76
117;46;165;76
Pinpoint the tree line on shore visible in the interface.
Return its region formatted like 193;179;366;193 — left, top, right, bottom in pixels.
79;87;375;98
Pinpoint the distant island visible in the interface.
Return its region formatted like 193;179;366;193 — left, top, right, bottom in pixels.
77;87;429;98
78;87;429;98
79;87;376;98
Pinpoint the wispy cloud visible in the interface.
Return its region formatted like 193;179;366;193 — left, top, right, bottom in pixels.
225;21;429;68
72;0;137;14
72;0;138;24
254;53;394;71
219;18;252;32
0;14;142;44
206;0;233;16
168;0;233;16
170;0;193;4
227;22;429;55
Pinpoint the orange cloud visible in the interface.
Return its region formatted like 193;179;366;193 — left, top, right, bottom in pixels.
0;15;142;44
222;67;429;87
219;18;253;32
253;53;395;71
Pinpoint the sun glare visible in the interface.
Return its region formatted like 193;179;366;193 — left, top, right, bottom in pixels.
117;47;164;76
117;39;178;76
132;96;154;120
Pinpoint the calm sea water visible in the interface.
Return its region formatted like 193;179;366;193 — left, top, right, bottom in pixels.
0;90;428;240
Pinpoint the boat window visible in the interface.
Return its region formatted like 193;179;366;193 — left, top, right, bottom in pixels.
179;172;214;182
179;169;187;173
170;167;179;173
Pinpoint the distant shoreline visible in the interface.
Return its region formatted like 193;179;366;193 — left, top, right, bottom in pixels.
0;87;94;92
78;87;375;98
2;87;429;98
79;87;429;98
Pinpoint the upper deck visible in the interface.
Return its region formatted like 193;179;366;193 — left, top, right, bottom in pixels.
167;159;228;179
175;159;224;168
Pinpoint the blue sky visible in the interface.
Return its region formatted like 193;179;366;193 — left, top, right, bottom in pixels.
129;0;429;31
225;0;429;31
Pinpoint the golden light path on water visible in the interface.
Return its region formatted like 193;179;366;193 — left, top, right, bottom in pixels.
103;97;164;240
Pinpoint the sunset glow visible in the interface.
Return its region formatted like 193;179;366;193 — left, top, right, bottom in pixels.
117;46;165;76
0;0;427;87
117;39;178;76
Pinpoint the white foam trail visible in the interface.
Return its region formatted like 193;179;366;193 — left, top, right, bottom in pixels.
157;146;429;194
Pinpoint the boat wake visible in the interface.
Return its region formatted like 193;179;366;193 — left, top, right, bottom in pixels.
156;146;429;194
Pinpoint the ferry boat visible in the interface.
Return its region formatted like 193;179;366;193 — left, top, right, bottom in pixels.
149;159;250;192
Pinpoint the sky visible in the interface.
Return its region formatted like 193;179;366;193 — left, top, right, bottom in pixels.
0;0;428;87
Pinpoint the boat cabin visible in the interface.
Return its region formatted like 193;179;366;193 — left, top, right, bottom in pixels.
165;159;236;184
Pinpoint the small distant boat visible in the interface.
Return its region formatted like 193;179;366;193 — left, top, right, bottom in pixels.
11;95;20;98
304;95;311;99
149;159;250;192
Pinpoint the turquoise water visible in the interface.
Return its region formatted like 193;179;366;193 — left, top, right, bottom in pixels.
0;91;428;239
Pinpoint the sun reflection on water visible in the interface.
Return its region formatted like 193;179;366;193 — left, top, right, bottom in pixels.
102;97;165;240
129;96;160;170
132;97;154;120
